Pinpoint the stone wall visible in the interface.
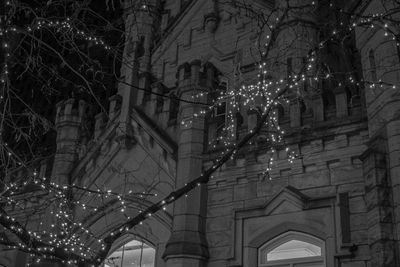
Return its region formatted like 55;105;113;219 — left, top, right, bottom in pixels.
205;121;368;266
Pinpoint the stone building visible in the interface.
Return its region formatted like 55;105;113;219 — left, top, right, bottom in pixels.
1;0;400;267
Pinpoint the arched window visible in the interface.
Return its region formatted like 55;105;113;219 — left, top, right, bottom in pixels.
258;231;325;267
168;93;179;124
104;239;155;267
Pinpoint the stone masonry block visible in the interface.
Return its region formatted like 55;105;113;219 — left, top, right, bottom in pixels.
234;183;257;201
208;187;233;205
349;196;367;214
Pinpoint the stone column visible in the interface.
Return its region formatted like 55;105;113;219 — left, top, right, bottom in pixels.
116;40;139;149
387;117;400;258
355;9;400;260
163;61;208;267
360;137;397;267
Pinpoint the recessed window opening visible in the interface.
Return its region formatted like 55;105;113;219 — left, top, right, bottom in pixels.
104;239;155;267
258;231;325;267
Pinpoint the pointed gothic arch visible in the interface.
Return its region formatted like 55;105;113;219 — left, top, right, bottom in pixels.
104;237;156;267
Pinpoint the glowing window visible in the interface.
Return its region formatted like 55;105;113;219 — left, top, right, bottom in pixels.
267;239;321;261
104;240;155;267
259;231;325;267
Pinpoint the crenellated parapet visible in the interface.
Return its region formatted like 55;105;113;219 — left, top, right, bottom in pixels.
54;98;91;152
135;60;218;134
205;125;368;187
55;94;124;160
175;60;217;92
263;80;365;136
55;98;86;125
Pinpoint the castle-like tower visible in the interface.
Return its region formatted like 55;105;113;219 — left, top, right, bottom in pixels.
1;0;400;267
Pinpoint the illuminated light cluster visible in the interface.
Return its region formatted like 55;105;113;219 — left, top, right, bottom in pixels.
0;167;163;262
28;18;111;50
180;1;400;178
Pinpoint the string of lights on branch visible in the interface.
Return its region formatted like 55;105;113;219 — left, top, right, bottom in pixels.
27;18;111;50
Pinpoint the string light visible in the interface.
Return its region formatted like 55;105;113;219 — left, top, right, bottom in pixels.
28;19;111;50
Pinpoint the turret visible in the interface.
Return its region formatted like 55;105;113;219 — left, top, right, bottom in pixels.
354;2;400;265
52;98;89;185
116;0;160;148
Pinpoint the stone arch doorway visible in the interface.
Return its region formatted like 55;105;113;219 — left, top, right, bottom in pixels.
81;196;172;267
258;231;326;267
104;238;155;267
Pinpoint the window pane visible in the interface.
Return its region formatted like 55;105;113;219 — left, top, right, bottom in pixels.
105;240;155;267
267;240;321;261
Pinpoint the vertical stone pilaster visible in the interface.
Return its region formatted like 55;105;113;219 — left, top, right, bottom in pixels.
290;99;302;127
355;8;400;262
386;118;400;257
163;61;208;267
117;1;159;147
360;137;397;267
116;41;139;149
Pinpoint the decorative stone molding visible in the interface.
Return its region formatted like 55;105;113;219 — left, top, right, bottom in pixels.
204;12;219;34
229;186;336;267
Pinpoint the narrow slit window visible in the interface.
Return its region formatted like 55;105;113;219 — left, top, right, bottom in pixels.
369;49;377;82
287;57;293;79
